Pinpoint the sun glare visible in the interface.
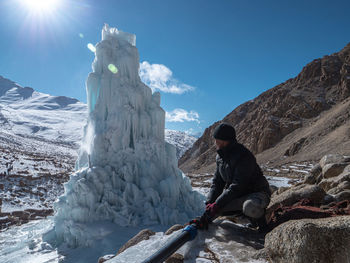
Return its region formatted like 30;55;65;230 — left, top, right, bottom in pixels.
21;0;61;14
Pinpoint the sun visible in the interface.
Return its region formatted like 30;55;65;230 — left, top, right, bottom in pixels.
21;0;61;14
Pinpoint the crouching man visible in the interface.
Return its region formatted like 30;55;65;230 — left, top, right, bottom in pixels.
204;123;271;230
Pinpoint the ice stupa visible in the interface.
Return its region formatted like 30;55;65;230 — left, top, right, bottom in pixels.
53;25;204;247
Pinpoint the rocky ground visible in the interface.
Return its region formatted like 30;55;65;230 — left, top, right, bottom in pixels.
0;131;77;229
102;153;350;263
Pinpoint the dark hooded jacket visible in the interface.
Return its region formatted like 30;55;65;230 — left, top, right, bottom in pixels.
206;142;271;209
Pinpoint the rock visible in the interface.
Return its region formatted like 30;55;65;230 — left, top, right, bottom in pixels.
327;181;350;195
319;154;348;168
322;194;335;205
117;229;156;255
284;137;307;156
344;164;350;174
267;184;326;218
98;254;115;263
274;186;290;195
270;185;278;194
265;216;350;263
318;171;350;191
310;163;322;177
322;163;348;178
165;224;183;235
315;172;323;184
334;190;350;203
252;248;269;261
303;174;317;184
165;253;184;263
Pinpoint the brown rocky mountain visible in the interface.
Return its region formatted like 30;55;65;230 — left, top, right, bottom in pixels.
179;42;350;173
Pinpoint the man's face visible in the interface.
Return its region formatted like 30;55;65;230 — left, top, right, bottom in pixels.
215;139;230;150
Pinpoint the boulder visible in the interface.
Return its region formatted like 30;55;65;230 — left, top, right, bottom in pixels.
117;229;156;255
319;154;349;168
274;186;290;196
165;253;184;263
304;163;322;184
165;224;183;235
318;171;350;191
270;185;279;195
303;174;317;184
265;216;350;263
98;254;115;263
267;184;326;218
310;163;322;177
322;163;348;178
344;164;350;174
327;181;350;195
322;194;335;205
334;190;350;203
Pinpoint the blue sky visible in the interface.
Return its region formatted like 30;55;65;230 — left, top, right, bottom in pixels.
0;0;350;135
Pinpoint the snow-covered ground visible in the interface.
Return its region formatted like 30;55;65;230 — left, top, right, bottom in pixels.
0;216;268;263
0;217;166;263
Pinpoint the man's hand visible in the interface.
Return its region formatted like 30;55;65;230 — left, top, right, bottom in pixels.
189;213;211;230
206;202;219;218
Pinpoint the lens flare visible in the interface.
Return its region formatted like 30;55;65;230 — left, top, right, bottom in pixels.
108;64;118;74
87;43;96;53
79;33;84;38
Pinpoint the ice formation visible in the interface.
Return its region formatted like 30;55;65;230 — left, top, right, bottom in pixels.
53;25;204;247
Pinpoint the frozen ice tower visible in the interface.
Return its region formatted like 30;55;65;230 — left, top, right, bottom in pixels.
53;25;204;247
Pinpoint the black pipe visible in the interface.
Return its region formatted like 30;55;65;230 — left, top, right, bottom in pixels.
141;224;197;263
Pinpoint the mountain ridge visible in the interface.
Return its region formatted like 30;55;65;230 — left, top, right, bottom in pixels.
179;42;350;173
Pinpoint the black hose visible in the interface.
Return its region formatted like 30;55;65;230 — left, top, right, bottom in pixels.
141;224;197;263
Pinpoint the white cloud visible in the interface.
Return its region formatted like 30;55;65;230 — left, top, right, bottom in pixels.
139;61;195;94
166;109;200;123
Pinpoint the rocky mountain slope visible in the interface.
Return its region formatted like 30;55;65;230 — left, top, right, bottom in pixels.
180;42;350;173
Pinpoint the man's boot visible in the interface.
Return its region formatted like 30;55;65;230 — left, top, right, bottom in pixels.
247;215;268;232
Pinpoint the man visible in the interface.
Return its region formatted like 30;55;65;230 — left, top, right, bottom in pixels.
204;122;271;230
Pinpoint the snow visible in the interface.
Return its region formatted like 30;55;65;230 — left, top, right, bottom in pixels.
106;218;267;263
266;176;291;188
0;216;268;263
0;218;166;263
0;130;77;214
53;25;204;248
0;85;87;144
164;129;197;159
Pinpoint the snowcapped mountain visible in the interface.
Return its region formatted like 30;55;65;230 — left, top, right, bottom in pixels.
0;76;87;144
0;75;197;157
165;129;197;159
